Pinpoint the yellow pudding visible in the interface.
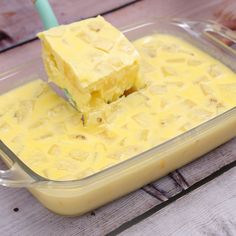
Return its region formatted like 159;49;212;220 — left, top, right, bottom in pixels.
1;34;236;181
38;16;142;113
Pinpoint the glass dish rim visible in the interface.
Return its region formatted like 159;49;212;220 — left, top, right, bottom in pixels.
0;17;236;187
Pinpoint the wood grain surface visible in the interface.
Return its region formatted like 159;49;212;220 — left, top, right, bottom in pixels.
1;0;236;235
0;0;137;51
0;181;158;236
120;167;236;236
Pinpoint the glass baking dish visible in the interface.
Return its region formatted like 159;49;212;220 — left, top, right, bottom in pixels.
1;18;236;216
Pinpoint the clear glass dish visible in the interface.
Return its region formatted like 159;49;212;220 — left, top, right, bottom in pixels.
1;18;236;216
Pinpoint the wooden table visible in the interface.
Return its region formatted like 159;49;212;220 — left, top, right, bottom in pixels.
0;1;236;235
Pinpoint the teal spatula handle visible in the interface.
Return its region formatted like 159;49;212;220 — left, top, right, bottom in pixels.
34;0;59;29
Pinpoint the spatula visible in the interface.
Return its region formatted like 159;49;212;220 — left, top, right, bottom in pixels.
33;0;77;109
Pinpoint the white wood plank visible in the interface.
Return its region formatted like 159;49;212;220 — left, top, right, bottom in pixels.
0;184;158;236
149;138;236;199
0;153;160;235
121;167;236;236
104;0;222;27
179;138;236;186
152;176;183;198
0;0;136;51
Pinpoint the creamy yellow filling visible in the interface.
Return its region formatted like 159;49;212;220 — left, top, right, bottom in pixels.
1;34;236;180
38;16;142;113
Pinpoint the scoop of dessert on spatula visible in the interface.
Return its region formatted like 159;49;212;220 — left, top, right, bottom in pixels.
34;0;144;116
